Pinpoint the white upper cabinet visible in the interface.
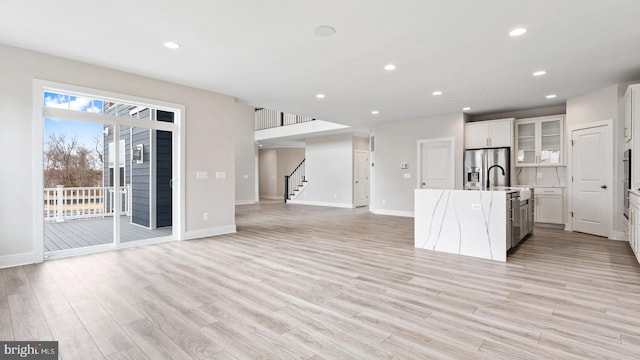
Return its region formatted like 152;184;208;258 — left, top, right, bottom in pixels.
625;85;635;143
628;84;640;189
464;118;513;149
515;115;565;167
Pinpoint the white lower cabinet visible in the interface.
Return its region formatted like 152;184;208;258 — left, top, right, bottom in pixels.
534;187;563;224
629;192;640;264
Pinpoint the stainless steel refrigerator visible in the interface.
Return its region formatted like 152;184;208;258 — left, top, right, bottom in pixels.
464;147;510;190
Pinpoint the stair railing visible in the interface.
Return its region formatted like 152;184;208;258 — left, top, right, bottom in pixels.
284;159;306;203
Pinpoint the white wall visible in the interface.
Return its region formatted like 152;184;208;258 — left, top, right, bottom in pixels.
297;134;354;207
371;113;464;216
566;84;623;237
0;44;253;266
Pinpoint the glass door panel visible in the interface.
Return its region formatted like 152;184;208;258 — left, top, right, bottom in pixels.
43;118;114;252
119;125;173;243
516;122;536;165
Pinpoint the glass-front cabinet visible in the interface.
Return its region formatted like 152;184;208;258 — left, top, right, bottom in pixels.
515;115;565;167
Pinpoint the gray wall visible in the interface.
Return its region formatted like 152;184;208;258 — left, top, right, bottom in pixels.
276;148;305;198
235;110;258;204
259;149;278;199
258;148;305;199
0;43;253;265
371;113;464;215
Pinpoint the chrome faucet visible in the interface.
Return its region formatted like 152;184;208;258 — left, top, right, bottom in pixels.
487;165;505;188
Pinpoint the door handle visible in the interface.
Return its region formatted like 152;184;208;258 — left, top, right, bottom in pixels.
601;185;607;189
422;182;426;186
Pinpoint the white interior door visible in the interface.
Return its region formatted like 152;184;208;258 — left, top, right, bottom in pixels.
354;150;369;207
418;138;455;189
571;124;612;237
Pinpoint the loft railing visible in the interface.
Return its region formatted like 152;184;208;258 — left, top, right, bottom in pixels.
44;185;131;222
255;108;315;130
284;159;306;203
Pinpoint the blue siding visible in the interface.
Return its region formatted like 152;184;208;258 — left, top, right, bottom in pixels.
131;127;150;228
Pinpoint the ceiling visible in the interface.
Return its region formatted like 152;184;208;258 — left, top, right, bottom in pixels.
2;0;640;129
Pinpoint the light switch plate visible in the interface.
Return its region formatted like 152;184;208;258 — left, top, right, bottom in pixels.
196;171;208;179
216;171;226;179
403;173;411;179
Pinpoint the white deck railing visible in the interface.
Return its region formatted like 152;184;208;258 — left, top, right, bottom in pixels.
44;185;131;222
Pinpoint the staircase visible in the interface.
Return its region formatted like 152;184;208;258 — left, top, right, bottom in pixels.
284;159;306;203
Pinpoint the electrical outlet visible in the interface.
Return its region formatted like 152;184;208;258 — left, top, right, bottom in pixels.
537;172;543;179
203;212;208;221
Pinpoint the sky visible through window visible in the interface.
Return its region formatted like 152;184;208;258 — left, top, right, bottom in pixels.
43;91;104;152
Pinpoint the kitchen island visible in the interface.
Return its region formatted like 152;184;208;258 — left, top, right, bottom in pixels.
415;188;529;262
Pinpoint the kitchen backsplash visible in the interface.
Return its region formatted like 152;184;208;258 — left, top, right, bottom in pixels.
515;166;566;187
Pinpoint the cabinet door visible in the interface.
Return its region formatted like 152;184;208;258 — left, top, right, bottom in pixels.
632;205;638;254
515;121;537;166
625;87;633;143
539;118;562;165
488;120;512;147
465;122;489;149
535;194;563;224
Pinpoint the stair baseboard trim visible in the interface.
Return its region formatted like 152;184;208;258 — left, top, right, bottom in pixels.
370;208;414;218
286;200;354;209
185;225;237;240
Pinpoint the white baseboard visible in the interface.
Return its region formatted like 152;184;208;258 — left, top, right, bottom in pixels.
0;252;34;269
235;200;257;205
370;208;414;218
184;225;237;240
260;195;281;200
609;230;627;241
286;200;354;209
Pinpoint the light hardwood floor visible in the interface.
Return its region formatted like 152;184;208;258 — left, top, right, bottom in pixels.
2;202;640;359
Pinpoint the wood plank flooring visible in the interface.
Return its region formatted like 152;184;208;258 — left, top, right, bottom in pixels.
44;216;172;252
3;201;640;359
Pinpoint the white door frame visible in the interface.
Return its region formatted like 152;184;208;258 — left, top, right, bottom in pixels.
566;119;613;238
32;79;186;262
416;137;456;189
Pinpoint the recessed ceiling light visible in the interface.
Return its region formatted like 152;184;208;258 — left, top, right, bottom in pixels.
314;26;336;37
432;90;443;96
259;144;263;147
462;107;471;111
546;94;557;99
509;28;527;37
384;64;396;71
163;41;180;49
316;93;326;99
533;70;547;77
371;110;379;115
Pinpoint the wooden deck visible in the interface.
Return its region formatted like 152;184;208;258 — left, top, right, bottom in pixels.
44;216;172;252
